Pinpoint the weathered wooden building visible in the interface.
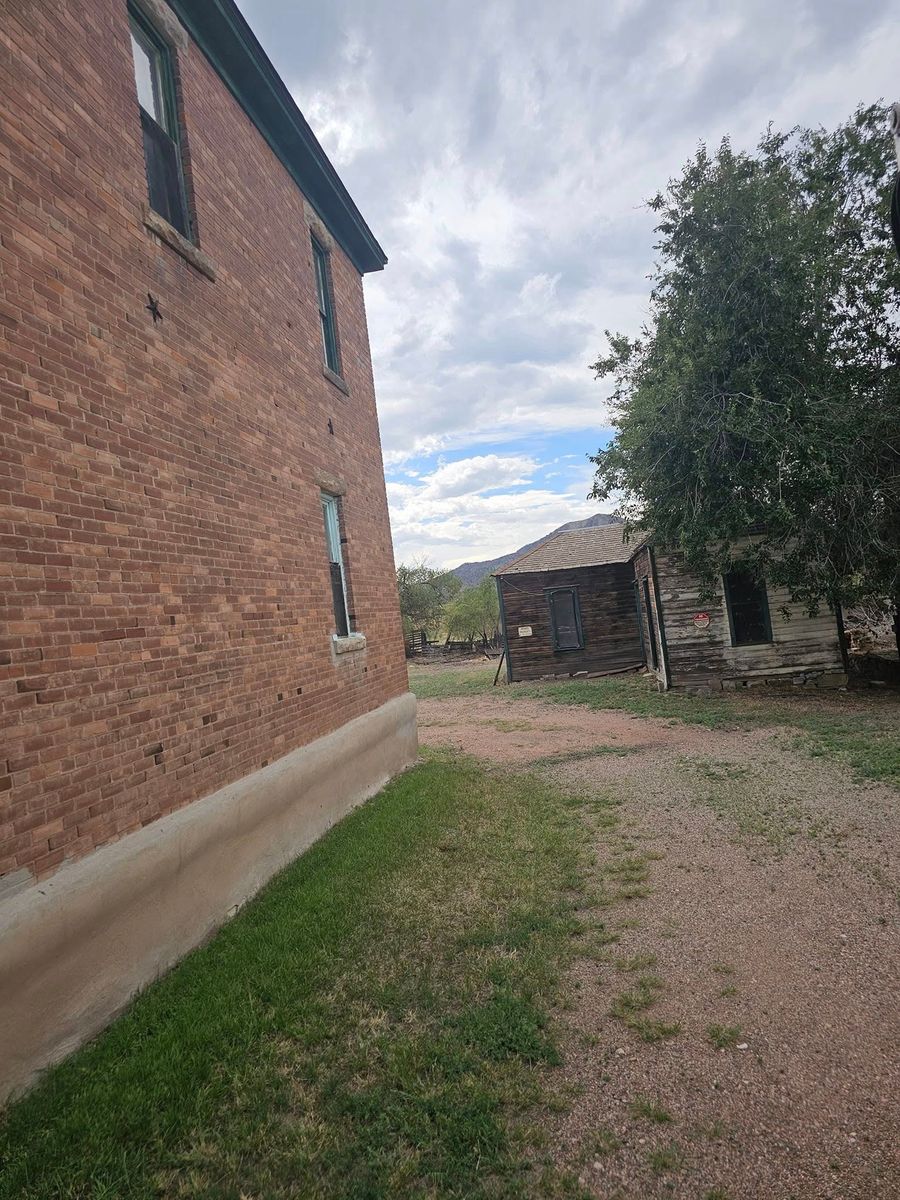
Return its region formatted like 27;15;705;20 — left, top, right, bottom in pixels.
495;525;848;692
494;526;644;682
633;543;848;693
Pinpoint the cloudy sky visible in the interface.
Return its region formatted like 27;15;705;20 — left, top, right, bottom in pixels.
237;0;894;568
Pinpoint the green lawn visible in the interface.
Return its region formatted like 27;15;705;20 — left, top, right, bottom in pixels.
3;673;895;1198
410;665;900;787
0;752;592;1200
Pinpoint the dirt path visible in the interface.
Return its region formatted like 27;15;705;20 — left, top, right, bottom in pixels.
418;693;900;1200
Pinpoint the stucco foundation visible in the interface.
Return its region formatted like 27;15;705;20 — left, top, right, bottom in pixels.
0;691;417;1103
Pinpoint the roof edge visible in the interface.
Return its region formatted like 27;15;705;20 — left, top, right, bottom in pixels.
493;530;570;576
167;0;387;274
494;525;647;576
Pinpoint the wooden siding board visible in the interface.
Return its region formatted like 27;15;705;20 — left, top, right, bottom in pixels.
500;563;644;682
632;548;666;687
652;552;844;687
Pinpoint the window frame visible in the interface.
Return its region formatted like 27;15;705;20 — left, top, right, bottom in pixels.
321;492;350;637
128;4;192;240
723;569;773;647
545;586;584;653
312;237;341;376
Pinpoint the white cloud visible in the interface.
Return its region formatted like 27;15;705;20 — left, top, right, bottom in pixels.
238;0;895;563
415;454;537;501
390;483;601;568
386;453;602;567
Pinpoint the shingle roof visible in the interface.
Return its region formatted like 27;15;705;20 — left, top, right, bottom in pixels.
494;524;641;575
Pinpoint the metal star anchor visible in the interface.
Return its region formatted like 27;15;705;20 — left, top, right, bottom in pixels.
145;293;163;323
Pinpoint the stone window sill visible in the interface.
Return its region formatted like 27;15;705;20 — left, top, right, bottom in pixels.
142;205;217;281
332;632;366;655
323;365;350;395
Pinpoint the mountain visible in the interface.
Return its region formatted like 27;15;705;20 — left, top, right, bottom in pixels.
452;512;621;587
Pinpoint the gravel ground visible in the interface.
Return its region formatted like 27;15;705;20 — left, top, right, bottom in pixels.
417;693;900;1200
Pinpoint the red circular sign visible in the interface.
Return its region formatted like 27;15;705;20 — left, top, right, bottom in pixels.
693;612;711;629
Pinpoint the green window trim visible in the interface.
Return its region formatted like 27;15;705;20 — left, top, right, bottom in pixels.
545;587;584;652
321;493;350;637
723;569;773;647
128;4;192;240
312;238;340;375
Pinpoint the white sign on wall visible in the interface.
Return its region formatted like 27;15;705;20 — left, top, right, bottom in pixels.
518;626;533;637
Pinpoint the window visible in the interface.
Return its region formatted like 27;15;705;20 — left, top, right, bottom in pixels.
321;493;349;637
129;8;190;238
723;570;772;646
312;239;340;374
546;587;583;651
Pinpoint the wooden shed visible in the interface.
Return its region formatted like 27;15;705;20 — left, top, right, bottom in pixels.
633;541;849;693
494;526;645;682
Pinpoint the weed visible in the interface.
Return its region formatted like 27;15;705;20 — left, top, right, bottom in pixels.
609;976;679;1042
629;1017;681;1043
698;1121;727;1142
617;883;652;900
590;1127;621;1157
610;976;663;1019
707;1023;742;1049
616;953;658;972
604;857;650;883
628;1096;672;1124
584;929;620;956
648;1143;684;1173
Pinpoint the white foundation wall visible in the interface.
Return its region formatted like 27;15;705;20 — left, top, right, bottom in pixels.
0;691;417;1102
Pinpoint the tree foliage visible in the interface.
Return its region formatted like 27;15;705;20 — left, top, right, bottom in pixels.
396;562;462;640
444;575;500;643
590;105;900;613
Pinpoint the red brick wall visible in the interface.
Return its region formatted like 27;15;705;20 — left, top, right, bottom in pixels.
0;0;408;885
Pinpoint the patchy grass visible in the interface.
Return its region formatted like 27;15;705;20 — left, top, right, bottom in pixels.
628;1096;673;1124
707;1023;743;1050
408;665;900;787
697;1121;727;1143
589;1127;621;1157
627;1016;682;1044
610;976;680;1043
532;745;639;768
408;664;497;699
0;751;589;1200
794;712;900;786
610;975;665;1019
647;1143;685;1173
616;953;658;972
487;717;535;732
677;756;808;850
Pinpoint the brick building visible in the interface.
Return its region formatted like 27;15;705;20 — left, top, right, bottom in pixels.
0;0;416;1099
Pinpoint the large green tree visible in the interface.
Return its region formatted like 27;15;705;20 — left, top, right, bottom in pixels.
444;575;500;645
396;562;461;643
590;105;900;639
